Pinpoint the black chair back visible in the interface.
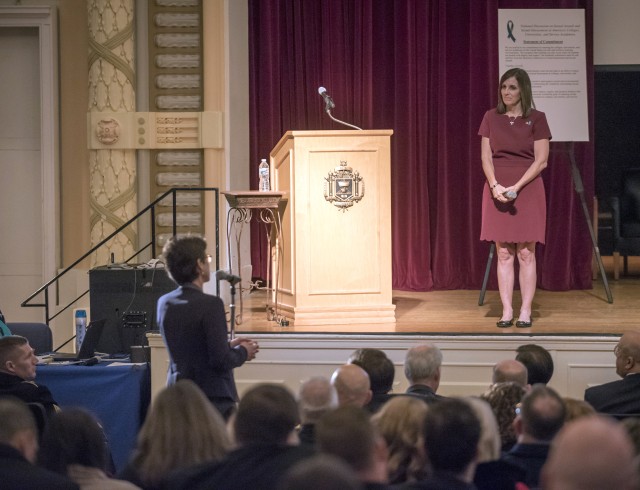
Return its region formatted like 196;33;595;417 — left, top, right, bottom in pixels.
6;323;53;354
26;402;48;440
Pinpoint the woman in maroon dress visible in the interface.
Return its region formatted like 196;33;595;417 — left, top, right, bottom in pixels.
479;68;552;328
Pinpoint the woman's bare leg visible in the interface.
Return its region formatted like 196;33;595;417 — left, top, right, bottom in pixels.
496;241;516;321
517;241;536;322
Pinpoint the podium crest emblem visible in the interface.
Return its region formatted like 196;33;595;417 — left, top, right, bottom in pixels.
324;161;365;211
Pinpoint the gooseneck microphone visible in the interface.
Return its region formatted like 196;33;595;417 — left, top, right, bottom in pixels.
318;86;335;110
317;85;363;130
215;269;241;286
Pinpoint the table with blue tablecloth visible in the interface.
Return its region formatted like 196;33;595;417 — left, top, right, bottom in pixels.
35;361;150;472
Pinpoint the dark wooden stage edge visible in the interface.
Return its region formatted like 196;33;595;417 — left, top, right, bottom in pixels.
235;260;639;337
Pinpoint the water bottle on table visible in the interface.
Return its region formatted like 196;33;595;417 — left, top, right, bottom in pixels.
75;309;87;352
259;158;270;191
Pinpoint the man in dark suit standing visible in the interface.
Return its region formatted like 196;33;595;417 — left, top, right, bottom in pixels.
403;343;446;404
158;236;259;419
585;330;640;416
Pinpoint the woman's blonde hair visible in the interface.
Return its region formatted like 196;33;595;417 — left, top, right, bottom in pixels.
466;396;501;462
563;397;596;422
130;379;231;485
371;396;430;484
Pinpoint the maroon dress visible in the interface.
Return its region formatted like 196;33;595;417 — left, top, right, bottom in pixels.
478;108;552;244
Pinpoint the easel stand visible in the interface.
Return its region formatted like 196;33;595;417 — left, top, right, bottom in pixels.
479;142;613;306
229;283;236;339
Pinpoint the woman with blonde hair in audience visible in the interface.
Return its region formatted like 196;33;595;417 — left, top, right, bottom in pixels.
466;397;501;461
370;395;429;484
38;407;141;490
467;397;527;490
563;396;596;422
119;379;231;489
480;381;526;452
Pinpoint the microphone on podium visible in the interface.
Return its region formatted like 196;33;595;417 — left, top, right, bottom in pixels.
318;86;335;110
215;269;241;286
316;85;363;130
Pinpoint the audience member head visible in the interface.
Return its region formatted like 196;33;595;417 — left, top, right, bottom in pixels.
542;416;638;490
423;398;481;481
563;397;596;422
404;343;442;389
481;381;526;452
131;380;231;486
298;376;338;425
162;235;208;285
621;417;640;457
0;396;38;463
234;383;299;445
38;408;108;474
516;344;554;385
492;359;528;387
348;348;395;394
330;364;372;408
316;406;388;483
0;335;37;381
613;330;640;378
466;396;501;462
515;384;565;443
279;454;363;490
370;395;429;483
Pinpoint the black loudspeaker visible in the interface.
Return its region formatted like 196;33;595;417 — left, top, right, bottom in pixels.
89;266;176;354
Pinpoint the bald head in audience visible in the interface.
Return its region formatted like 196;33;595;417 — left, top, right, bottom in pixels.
298;376;337;424
330;364;372;408
614;330;640;378
541;415;638;490
492;359;528;387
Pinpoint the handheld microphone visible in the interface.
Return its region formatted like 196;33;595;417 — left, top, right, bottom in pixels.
216;269;241;286
318;87;335;110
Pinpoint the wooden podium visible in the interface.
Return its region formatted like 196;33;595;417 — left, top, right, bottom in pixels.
269;130;395;325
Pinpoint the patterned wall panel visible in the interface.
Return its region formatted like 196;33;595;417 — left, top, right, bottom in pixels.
88;0;138;266
148;0;204;254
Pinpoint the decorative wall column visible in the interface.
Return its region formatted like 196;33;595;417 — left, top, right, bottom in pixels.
88;0;137;266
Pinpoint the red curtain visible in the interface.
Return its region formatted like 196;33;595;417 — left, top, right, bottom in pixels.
248;0;594;291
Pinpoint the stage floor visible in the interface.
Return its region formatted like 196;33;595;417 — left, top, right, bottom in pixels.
235;257;639;337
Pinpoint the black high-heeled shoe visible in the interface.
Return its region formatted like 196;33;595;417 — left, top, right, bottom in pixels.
496;318;514;328
516;319;532;328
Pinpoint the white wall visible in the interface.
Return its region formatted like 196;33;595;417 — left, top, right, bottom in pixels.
149;334;622;402
594;0;640;65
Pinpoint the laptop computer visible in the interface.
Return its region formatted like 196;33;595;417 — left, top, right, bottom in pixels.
50;319;106;362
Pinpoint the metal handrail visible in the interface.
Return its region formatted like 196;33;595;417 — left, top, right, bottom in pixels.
21;187;220;325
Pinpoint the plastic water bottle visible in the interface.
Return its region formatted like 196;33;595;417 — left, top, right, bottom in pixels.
75;309;87;352
259;158;270;191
